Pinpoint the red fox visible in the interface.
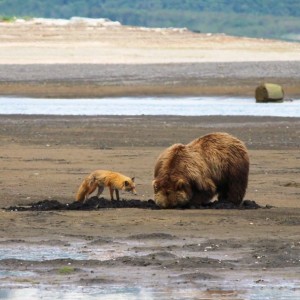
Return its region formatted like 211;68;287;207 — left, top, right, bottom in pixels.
76;170;137;202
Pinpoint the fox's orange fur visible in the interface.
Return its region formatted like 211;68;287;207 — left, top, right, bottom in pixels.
76;170;137;202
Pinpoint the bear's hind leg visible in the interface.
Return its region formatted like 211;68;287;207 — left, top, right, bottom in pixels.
217;183;229;203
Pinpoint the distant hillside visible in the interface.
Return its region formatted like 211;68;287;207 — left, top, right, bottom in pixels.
0;0;300;41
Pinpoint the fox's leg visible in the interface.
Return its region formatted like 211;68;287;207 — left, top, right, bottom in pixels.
96;185;104;198
115;189;120;201
109;186;114;201
86;182;98;201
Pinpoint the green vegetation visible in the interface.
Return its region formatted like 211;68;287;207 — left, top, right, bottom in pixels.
0;16;16;22
0;0;299;40
58;266;75;275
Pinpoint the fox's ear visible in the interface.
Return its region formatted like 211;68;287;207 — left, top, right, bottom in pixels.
124;180;130;187
131;177;135;182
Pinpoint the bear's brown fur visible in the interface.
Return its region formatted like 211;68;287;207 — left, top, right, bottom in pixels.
153;132;249;208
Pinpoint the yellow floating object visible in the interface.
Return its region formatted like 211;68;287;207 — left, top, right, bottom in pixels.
255;83;284;103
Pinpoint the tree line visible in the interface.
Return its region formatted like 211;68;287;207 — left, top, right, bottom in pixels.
0;0;299;40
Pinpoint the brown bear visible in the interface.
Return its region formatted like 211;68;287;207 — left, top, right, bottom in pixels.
153;132;249;208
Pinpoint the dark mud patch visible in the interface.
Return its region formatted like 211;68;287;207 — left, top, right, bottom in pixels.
89;237;115;245
5;197;159;211
103;254;235;269
78;277;121;285
5;197;269;211
176;272;220;281
0;255;233;271
128;233;176;240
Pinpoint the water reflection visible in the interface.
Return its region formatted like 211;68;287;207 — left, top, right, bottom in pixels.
0;286;299;300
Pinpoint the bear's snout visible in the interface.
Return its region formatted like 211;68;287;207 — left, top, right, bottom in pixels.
154;189;190;208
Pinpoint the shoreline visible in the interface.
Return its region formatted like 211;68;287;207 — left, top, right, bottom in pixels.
1;62;300;98
1;82;300;98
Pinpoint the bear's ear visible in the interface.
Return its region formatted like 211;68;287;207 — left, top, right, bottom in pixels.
131;177;135;182
152;180;158;193
176;179;186;190
124;180;130;187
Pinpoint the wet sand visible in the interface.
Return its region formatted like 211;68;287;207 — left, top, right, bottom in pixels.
0;20;300;298
0;114;300;297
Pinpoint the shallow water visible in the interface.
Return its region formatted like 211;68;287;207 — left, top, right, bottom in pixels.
0;242;299;299
1;97;300;117
0;241;152;262
0;244;86;261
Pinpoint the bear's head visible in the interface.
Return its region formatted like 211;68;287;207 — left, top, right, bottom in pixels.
152;178;192;208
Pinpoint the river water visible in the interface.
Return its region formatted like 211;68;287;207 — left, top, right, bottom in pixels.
0;97;299;117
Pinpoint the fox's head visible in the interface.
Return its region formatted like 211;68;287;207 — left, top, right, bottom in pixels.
123;177;137;195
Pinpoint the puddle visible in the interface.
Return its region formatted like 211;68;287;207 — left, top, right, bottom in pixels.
0;242;153;262
0;286;150;300
0;244;87;261
0;240;131;262
0;271;35;279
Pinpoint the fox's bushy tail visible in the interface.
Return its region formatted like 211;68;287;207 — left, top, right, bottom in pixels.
76;180;88;202
76;175;97;202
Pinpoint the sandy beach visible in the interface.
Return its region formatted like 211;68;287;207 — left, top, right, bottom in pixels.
0;19;300;298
